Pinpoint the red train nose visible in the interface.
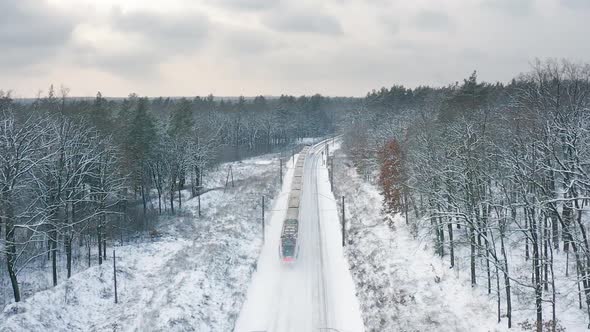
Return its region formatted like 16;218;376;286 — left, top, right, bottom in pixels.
282;257;294;263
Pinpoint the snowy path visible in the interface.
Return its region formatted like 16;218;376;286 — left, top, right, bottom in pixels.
235;140;364;332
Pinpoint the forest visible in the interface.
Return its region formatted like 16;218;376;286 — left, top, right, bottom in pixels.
2;58;590;331
341;59;590;331
0;89;349;305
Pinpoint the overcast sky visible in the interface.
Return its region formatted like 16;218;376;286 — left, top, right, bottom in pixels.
1;0;589;97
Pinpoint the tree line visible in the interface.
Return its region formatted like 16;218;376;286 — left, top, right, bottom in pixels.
0;88;347;303
341;59;590;331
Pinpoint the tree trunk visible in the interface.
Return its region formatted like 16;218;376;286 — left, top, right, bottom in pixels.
98;225;102;265
485;227;491;294
528;208;542;332
4;200;21;302
87;236;91;268
489;214;503;324
448;217;455;268
158;192;162;214
469;216;477;286
543;215;549;291
66;200;75;279
577;261;583;309
404;190;409;225
431;208;442;256
548;235;557;332
438;215;445;257
563;201;573;252
500;224;512;328
51;229;57;287
525;208;530;261
482;204;491;294
551;209;559;250
141;185;147;218
66;233;72;278
170;188;175;214
178;186;182;211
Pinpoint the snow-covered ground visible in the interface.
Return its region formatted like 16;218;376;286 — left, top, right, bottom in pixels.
235;139;365;332
332;146;588;332
4;140;586;332
0;153;286;332
332;146;496;332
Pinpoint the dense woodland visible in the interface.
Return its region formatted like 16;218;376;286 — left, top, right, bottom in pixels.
0;90;349;304
341;59;590;331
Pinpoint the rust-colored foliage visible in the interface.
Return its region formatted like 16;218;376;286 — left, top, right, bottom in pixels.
378;138;405;214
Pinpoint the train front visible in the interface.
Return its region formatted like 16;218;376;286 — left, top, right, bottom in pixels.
279;218;299;264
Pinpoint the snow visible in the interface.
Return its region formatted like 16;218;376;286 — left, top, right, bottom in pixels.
331;145;589;331
0;153;286;332
235;140;365;332
332;147;500;332
4;139;586;332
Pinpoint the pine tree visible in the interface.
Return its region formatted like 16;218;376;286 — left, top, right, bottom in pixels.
90;91;113;134
121;97;157;216
168;98;194;138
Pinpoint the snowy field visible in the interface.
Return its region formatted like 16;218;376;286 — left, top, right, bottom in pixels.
331;146;588;332
0;153;286;331
3;142;587;332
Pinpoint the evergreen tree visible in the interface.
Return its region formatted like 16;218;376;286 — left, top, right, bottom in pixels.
90;91;113;134
168;98;194;138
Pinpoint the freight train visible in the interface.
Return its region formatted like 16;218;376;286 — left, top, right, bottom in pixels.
279;145;310;263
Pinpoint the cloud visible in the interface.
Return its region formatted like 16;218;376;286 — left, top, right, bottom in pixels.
72;44;163;78
482;0;534;16
222;29;281;55
0;1;209;77
110;9;209;54
69;9;210;77
2;0;590;97
380;16;401;36
561;0;590;10
213;0;279;11
411;9;453;32
0;0;77;68
263;9;343;35
391;39;436;53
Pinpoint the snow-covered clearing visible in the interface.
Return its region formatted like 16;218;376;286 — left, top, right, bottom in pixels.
0;153;286;332
235;139;364;332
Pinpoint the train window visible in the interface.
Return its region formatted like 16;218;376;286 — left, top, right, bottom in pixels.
282;239;295;257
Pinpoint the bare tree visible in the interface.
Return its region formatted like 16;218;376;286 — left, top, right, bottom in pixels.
0;111;55;301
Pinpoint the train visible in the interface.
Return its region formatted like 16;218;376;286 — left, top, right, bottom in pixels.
279;145;310;263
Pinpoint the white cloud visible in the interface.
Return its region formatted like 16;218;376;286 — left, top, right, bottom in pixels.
262;8;344;35
0;0;77;69
212;0;280;11
561;0;590;10
72;8;210;77
482;0;534;16
411;9;453;32
1;0;590;97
